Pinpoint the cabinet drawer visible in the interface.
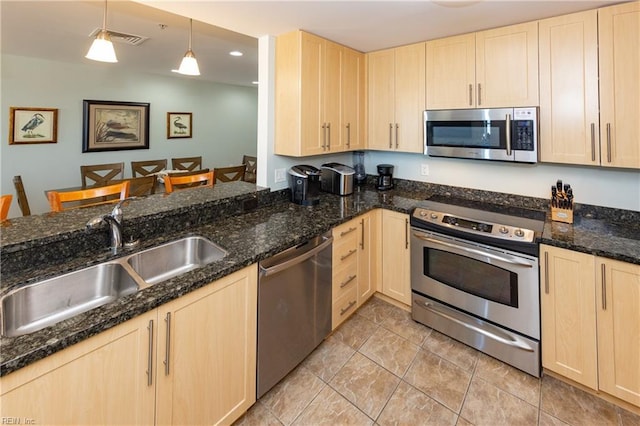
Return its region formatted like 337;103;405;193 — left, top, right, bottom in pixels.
333;221;360;244
332;285;358;329
333;261;358;300
333;238;358;270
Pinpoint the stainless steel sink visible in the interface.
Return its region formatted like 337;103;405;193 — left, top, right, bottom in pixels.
127;236;227;285
2;263;139;337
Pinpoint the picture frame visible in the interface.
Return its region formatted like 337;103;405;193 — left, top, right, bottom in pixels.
82;100;150;152
9;107;58;144
167;112;193;139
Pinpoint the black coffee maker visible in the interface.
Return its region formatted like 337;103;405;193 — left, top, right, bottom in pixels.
376;164;394;190
288;165;321;205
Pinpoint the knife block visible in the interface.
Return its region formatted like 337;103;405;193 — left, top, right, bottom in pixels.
551;205;573;224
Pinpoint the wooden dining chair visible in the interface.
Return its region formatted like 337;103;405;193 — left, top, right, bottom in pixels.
171;156;202;172
0;194;13;221
12;176;31;216
127;175;158;197
48;181;130;212
80;162;125;187
131;159;167;177
242;155;257;183
164;171;215;193
214;165;246;183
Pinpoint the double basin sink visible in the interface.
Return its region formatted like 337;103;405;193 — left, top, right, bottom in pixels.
1;236;227;338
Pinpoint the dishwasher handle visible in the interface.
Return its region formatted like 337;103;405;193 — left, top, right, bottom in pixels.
259;235;333;277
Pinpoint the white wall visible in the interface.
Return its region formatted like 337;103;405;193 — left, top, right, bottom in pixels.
1;54;258;216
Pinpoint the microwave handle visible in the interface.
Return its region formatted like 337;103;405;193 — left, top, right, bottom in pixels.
505;113;512;156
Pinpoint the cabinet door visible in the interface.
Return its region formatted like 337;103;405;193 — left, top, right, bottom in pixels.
394;42;426;153
381;210;411;305
540;245;597;389
0;312;156;425
367;48;396;150
357;211;377;305
476;22;539;108
300;32;326;156
156;265;257;426
539;10;600;165
342;47;365;151
596;258;640;406
324;40;343;153
426;33;476;109
599;2;640;169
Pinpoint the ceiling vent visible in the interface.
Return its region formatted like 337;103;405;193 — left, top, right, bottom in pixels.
89;28;149;46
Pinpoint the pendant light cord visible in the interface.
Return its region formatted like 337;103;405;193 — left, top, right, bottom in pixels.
189;18;193;50
102;0;108;31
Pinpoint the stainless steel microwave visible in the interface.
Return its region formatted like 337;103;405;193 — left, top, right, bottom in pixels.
424;107;538;163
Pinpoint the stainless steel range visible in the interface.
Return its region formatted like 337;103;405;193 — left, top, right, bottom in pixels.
410;197;545;377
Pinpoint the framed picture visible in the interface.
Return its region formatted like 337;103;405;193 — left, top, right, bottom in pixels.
167;112;192;139
82;100;149;152
9;107;58;144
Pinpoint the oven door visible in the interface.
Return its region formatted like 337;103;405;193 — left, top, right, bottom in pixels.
410;228;539;339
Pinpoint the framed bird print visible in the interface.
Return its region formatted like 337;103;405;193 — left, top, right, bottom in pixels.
167;112;192;139
9;107;58;144
83;100;150;152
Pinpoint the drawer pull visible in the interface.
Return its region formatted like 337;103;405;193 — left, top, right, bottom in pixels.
340;249;357;261
340;227;357;237
340;275;357;288
340;300;357;316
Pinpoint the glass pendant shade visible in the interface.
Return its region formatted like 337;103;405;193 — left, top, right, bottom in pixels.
177;50;200;76
86;30;118;63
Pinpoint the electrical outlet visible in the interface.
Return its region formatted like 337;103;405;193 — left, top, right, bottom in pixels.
274;168;286;183
421;164;430;176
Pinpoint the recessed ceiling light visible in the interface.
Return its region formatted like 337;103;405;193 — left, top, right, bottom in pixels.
229;51;243;57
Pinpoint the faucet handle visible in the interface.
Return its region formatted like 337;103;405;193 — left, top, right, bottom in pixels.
110;196;138;222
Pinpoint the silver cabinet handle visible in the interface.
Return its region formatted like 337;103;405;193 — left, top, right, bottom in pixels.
469;84;473;106
327;122;331;150
340;300;357;316
360;219;365;250
477;83;482;105
601;263;607;310
346;123;351;148
405;218;409;249
340;226;357;237
544;251;549;294
505;113;512;156
590;123;596;162
606;123;612;163
260;236;333;277
389;123;393;148
321;123;326;150
395;124;399;149
340;248;357;261
340;275;357;288
164;312;171;376
147;319;154;387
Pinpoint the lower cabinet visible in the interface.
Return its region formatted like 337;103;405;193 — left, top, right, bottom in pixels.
540;245;640;407
381;209;411;305
0;264;258;425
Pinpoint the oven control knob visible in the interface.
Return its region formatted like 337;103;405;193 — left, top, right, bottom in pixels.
430;213;438;220
499;226;509;234
418;210;427;217
514;228;525;238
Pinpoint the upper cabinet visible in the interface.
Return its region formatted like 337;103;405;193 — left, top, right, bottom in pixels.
426;22;539;109
539;2;640;169
367;42;426;153
275;30;365;157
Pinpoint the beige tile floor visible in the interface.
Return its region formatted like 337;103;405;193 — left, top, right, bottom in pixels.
235;296;640;426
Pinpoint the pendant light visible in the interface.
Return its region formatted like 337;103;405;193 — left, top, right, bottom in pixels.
176;18;200;76
85;0;118;63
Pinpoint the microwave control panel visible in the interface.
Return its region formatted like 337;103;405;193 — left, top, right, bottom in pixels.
512;108;536;152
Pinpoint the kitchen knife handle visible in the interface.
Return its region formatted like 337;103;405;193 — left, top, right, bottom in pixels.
590;123;596;162
469;84;473;106
477;83;482;106
360;218;365;250
395;124;399;149
606;123;612;163
164;312;171;376
327;122;331;150
147;319;154;387
346;123;351;148
601;263;607;310
389;123;393;149
505;114;512;156
544;251;549;294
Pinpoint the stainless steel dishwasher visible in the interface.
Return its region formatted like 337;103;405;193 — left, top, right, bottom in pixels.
257;232;333;398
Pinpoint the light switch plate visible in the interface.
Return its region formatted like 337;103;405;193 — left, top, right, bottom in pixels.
421;164;429;176
274;168;286;183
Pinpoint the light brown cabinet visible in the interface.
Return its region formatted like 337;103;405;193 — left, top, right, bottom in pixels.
367;43;425;153
0;265;258;425
357;210;379;305
381;210;411;305
541;245;640;407
539;3;640;169
275;30;364;156
426;22;538;109
332;220;360;329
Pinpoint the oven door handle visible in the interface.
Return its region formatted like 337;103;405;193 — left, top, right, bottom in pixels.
413;233;533;268
417;300;535;353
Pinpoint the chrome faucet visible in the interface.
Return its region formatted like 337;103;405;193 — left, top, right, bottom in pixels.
87;197;137;253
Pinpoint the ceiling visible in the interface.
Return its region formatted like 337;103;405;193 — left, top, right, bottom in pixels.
2;0;623;87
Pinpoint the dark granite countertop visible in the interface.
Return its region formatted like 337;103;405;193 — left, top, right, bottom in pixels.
1;181;638;376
